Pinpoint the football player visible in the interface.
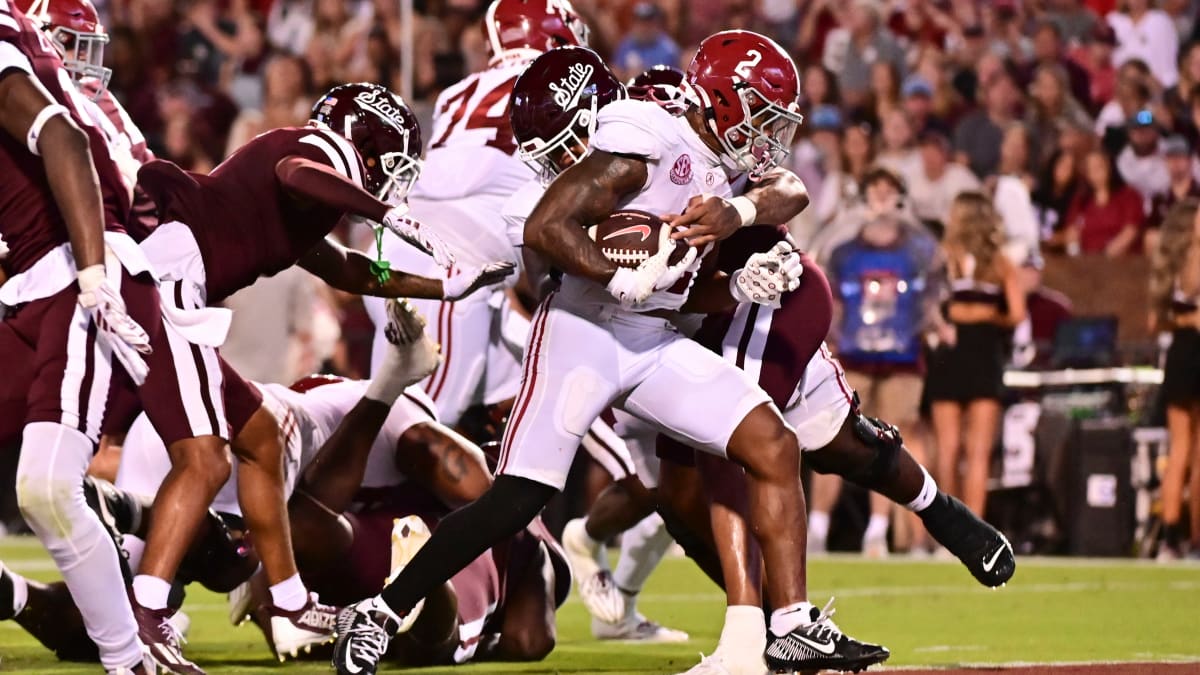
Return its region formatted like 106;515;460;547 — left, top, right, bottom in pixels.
120;82;512;671
0;301;569;668
362;0;588;430
0;1;156;672
331;31;890;675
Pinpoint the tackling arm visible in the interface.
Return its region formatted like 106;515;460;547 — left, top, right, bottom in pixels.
275;155;390;222
298;237;445;299
666;167;810;247
0;70;105;270
523;150;648;285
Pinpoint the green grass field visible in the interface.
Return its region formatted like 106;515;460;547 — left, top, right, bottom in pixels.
1;536;1198;674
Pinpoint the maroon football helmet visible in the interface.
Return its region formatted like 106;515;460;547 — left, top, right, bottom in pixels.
484;0;589;64
310;83;423;202
510;46;624;180
687;30;804;180
627;65;692;115
19;0;111;96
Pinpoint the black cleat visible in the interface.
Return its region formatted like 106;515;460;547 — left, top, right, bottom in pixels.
331;601;398;675
920;492;1016;587
764;600;890;673
0;562;16;621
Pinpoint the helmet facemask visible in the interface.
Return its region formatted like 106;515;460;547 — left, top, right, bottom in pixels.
518;100;597;183
374;147;423;206
50;25;111;100
716;85;803;181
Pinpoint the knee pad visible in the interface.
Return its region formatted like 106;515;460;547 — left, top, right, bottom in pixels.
845;410;903;489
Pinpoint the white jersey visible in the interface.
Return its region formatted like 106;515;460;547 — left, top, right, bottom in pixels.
407;61;534;272
115;380;439;515
562;99;731;312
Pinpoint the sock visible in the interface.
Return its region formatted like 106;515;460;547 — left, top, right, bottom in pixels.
717;605;766;650
770;601;818;636
269;573;308;611
612;513;673;608
132;575;172;611
905;467;938;512
9;571;27;616
809;511;831;541
864;514;890;541
379;474;556;616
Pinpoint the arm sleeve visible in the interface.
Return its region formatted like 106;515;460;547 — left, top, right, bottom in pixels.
589;99;666;160
275;155;389;223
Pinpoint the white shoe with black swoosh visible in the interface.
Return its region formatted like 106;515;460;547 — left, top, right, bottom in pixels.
763;599;889;673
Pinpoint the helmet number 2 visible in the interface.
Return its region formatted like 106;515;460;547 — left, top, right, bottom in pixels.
734;50;762;79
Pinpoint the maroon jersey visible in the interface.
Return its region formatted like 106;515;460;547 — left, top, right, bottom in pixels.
80;79;159;241
137;126;366;302
0;0;130;276
715;224;790;274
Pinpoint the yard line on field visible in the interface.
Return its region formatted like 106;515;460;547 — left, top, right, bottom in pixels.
814;553;1200;571
877;657;1200;670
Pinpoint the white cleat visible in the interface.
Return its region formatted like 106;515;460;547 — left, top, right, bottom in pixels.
385;515;431;633
562;518;625;623
383;299;441;382
267;593;338;661
227;581;253;627
676;648;769;675
592;613;689;643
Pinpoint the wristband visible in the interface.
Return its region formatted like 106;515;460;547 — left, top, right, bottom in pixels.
729;196;757;228
77;264;105;293
26;103;70;156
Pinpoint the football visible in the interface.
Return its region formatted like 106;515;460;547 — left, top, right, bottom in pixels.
587;210;689;269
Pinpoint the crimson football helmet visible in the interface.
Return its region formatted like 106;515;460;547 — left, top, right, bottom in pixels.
627;65;692;115
484;0;589;64
686;30;804;180
510;46;624;181
310;83;423;203
20;0;111;97
289;374;348;394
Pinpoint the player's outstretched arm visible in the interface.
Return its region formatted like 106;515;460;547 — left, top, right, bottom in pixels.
275;155;390;222
0;70;105;270
523;150;648;285
299;237;444;298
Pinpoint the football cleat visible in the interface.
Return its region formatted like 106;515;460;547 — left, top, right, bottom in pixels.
267;593;338;661
562;518;624;624
107;650;155;675
592;613;689;642
332;601;398;675
384;515;428;632
130;597;205;675
676;649;765;675
764;600;889;673
381;299;441;383
920;493;1016;587
227;581;254;627
0;562;17;621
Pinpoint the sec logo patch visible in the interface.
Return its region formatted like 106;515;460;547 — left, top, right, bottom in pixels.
670;154;693;185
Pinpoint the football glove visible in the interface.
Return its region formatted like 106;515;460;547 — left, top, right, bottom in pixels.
606;227;697;309
382;206;455;268
442;262;516;301
730;241;803;308
77;265;153;385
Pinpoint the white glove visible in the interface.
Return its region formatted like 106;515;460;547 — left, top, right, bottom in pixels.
382;206;455;269
730;241;803;308
442;262;516;301
0;232;8;260
605;226;697;308
77;265;153;385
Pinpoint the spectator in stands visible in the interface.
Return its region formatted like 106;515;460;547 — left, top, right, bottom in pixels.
1025;64;1095;169
1025;21;1093;110
789;106;845;245
1071;23;1119;113
983;0;1032;62
1034;148;1087;234
815;167;943;556
1149;136;1200;228
886;0;955;53
1108;0;1180;87
815;122;877;227
909;130;982;227
225;54;313;155
1065;147;1147;255
1118;109;1171;204
996;123;1035;189
913;49;964;127
927;192;1027;519
856;60;902;128
266;0;315;57
877;107;921;177
1149;199;1200;559
1164;41;1200;126
1046;0;1101;44
955;66;1020;180
823;0;906;108
900;74;942;135
802;63;841;114
1095;64;1153;141
612;2;680;81
304;0;370;92
1011;254;1074;369
1162;0;1196;41
177;0;264;95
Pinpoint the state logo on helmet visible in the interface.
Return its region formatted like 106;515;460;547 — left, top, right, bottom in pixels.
20;0;111;97
510;46;624;181
686;30;804;180
310;83;423;203
627;65;692;115
484;0;589;65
